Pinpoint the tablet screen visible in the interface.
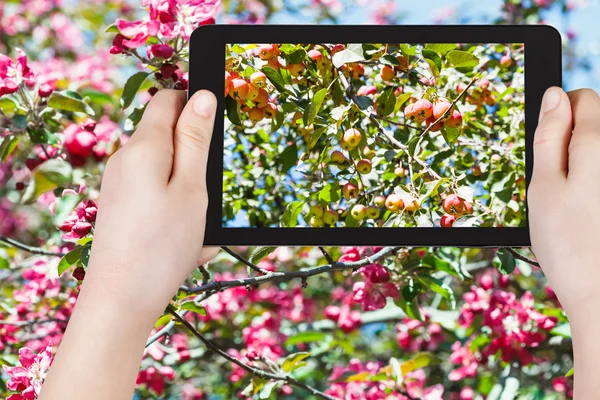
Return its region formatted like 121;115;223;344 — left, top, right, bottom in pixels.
223;43;525;229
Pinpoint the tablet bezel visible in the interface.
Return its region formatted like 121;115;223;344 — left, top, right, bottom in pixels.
189;24;562;246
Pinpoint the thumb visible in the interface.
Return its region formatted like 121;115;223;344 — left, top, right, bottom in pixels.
170;90;217;188
531;87;572;183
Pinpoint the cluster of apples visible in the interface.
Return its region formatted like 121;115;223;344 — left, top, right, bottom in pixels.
439;194;473;228
326;128;377;174
461;78;498;110
404;97;463;132
225;44;282;123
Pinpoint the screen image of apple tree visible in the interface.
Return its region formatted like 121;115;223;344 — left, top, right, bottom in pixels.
223;43;525;228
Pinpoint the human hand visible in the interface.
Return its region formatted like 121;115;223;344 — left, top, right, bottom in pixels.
529;87;600;320
83;89;219;318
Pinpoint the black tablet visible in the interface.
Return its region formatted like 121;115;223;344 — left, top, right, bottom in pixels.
189;25;562;246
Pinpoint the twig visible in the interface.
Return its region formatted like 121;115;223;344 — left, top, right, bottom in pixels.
182;247;400;295
221;246;270;275
197;264;210;285
167;305;337;400
318;247;335;264
503;248;540;267
0;235;65;257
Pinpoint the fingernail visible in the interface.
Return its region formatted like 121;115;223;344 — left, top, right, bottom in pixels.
541;87;561;113
193;91;217;118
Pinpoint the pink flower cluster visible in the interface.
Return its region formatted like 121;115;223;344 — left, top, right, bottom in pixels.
396;315;445;353
32;53;118;94
324;286;361;332
52;194;98;240
3;343;53;400
452;271;558;372
111;0;220;57
0;49;35;96
353;263;399;311
61;116;121;167
326;359;444;400
136;365;175;396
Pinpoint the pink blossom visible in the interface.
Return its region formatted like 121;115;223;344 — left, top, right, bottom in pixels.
136;366;175;395
3;343;53;399
353;280;399;311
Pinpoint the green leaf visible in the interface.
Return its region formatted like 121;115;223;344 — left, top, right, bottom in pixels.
80;244;91;266
280;143;298;172
261;66;287;93
287;48;307;65
281;202;304;228
419;276;456;309
281;352;311;373
375;87;396;116
394;92;413;114
81;89;114;106
224;96;242;126
332;48;365;68
249;246;277;264
124;105;146;132
396;295;422;321
120;72;150;109
550;323;572;338
420;179;445;204
28;128;56;144
380;54;400;67
179;302;207;316
354;95;373;110
446;50;479;69
566;368;574;377
422;49;441;78
22;159;73;204
305;88;327;126
231;44;246;54
57;247;82;276
0;135;20;162
318;183;340;203
307;126;326;150
424;43;457;56
441;126;461;145
285;331;327;346
0;257;10;270
259;381;279;399
497;248;516;274
48;91;95;116
105;23;119;33
0;97;17;115
399;44;416;57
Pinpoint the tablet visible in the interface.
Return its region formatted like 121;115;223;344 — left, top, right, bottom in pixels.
189;25;562;246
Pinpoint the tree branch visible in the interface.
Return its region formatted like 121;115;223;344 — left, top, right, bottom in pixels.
167;305;337;400
318;247;335;264
221;246;270;275
503;247;540;267
182;246;400;295
0;235;65;257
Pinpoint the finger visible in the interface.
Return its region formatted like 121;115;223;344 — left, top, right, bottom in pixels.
170;90;217;189
132;89;186;145
532;87;572;183
566;89;600;176
121;90;186;184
